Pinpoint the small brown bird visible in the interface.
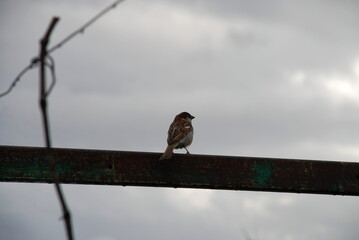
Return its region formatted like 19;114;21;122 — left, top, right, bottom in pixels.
159;112;195;160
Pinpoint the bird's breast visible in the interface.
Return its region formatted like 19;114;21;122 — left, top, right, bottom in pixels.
176;129;193;149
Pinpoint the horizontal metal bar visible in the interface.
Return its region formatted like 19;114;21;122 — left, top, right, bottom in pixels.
1;145;358;196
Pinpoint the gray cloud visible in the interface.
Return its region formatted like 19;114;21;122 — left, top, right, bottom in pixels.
1;0;359;240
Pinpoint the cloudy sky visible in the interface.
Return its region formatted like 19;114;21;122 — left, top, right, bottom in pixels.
1;0;359;239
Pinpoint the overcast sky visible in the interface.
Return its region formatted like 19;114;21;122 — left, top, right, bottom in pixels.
1;0;359;240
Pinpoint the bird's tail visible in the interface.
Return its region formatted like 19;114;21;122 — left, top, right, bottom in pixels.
159;144;176;160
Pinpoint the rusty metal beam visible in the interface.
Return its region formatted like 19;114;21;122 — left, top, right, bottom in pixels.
1;145;359;196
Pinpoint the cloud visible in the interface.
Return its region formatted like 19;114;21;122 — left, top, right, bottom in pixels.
1;1;359;240
167;188;214;211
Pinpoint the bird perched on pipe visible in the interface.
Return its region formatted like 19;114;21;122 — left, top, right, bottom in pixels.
159;112;195;160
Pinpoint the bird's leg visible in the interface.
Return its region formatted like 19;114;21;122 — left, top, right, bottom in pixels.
184;147;191;155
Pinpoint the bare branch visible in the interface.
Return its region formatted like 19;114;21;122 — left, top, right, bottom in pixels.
39;17;74;240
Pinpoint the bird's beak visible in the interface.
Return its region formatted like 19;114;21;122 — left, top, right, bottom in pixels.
190;115;195;119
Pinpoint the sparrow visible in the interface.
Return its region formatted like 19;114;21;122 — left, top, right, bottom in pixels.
159;112;195;160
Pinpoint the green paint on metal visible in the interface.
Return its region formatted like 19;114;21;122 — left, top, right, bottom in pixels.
332;184;345;194
55;163;71;174
252;162;273;187
23;160;50;179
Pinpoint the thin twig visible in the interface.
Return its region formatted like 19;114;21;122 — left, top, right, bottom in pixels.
48;0;125;54
44;55;56;97
0;59;38;98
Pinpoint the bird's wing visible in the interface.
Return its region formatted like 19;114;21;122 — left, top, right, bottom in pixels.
167;119;192;145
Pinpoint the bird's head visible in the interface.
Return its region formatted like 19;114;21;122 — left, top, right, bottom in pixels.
177;112;195;121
